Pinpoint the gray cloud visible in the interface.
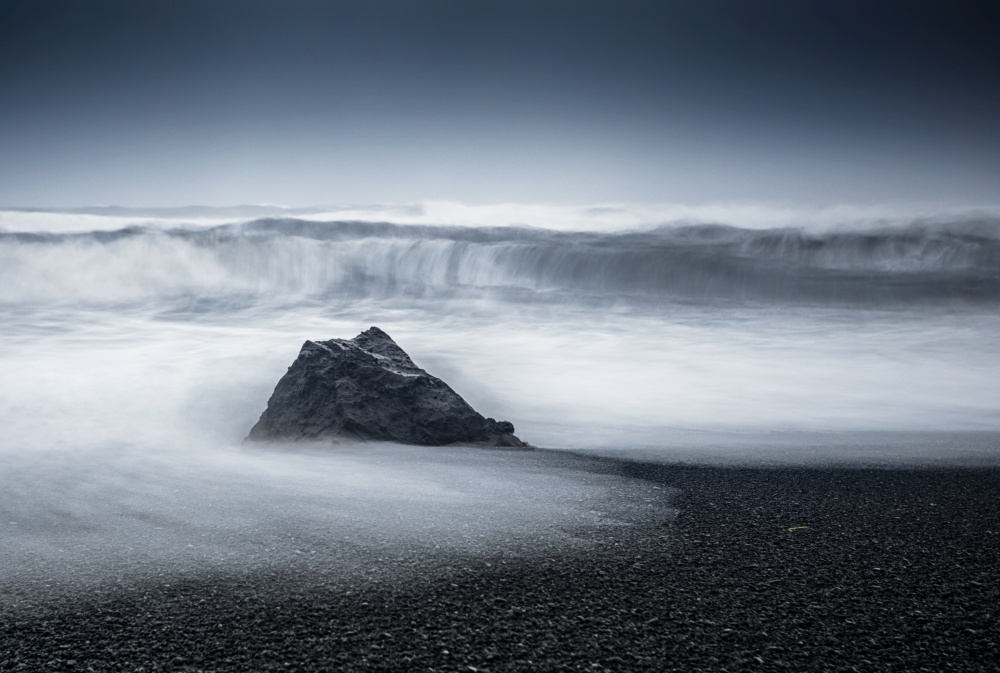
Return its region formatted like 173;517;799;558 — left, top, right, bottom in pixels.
1;1;998;205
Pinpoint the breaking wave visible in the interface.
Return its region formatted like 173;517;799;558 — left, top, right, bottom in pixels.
2;217;999;305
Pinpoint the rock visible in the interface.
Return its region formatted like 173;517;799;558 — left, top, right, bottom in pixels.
245;327;529;448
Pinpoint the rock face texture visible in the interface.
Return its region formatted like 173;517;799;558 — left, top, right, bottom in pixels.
245;327;529;448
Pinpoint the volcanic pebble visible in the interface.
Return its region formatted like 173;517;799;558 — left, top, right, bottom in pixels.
1;462;998;672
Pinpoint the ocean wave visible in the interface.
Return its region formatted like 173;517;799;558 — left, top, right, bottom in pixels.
2;218;998;305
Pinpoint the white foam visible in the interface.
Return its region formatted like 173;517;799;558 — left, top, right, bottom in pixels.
4;200;1000;234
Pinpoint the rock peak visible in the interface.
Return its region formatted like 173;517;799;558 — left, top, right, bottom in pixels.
245;327;529;448
344;326;423;376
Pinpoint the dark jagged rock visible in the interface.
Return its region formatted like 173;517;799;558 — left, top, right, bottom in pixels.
245;327;529;448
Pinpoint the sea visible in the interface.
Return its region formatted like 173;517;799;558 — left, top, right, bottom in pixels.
2;202;999;592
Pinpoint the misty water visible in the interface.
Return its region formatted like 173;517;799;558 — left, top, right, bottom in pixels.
2;205;999;594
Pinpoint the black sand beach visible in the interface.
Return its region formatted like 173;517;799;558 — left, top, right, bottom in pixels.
5;2;1000;668
2;456;998;672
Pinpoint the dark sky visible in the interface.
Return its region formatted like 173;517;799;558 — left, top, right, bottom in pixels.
1;0;998;207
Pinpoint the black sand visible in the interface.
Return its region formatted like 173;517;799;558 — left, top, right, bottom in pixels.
2;458;998;672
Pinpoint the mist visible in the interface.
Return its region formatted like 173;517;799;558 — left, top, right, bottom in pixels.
1;199;998;624
0;439;673;597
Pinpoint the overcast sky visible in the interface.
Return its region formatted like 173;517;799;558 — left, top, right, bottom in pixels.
1;0;998;207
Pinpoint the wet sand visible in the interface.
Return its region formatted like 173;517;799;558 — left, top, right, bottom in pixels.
2;456;998;672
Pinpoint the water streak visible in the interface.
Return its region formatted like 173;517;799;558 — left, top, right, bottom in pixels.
2;217;999;306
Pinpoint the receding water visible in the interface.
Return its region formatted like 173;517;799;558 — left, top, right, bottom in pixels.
1;206;998;594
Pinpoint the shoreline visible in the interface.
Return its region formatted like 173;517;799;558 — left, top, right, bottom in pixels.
2;459;998;671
